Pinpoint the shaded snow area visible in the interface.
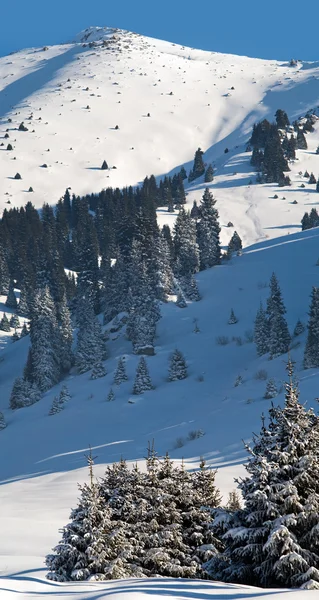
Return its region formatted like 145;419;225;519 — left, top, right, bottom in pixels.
2;24;319;600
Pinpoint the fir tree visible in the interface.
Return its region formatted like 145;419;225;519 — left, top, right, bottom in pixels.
254;302;269;356
114;357;128;385
228;309;238;324
58;294;73;373
207;361;319;589
75;299;107;374
107;388;115;402
10;313;20;329
226;491;241;510
49;395;65;416
133;357;153;394
175;289;187;308
196;188;221;270
266;273;290;358
90;362;107;380
204;164;214;182
174;207;200;277
5;280;17;309
293;319;305;337
189;148;205;181
0;412;6;430
168;349;187;381
9;377;40;409
264;378;278;399
275;109;290;129
0;313;11;332
101;160;108;170
227;231;242;257
20;322;29;337
304;287;319;369
296;129;307;150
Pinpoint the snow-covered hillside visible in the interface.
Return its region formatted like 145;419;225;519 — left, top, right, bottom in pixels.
1;26;319;247
2;25;319;600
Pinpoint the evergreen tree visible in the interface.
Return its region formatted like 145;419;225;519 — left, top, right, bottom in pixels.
204;164;214;182
101;160;108;170
264;378;278;399
9;377;40;409
309;172;317;184
263;126;289;184
58;294;73;373
114;357;128;385
20;322;29;337
26;286;62;392
133;357;153;394
296;129;307;150
174;208;200;277
207;361;319;589
196;188;221;270
275;109;290;129
5;280;17;309
266;273;290;358
75;299;107;374
285;135;296;160
90;362;107;380
175;289;187;308
107;388;115;402
226;491;241;510
228;309;238;325
10;313;20;329
0;247;10;295
293;319;305;337
304;287;319;369
168;349;187;381
188;148;205;181
227;231;242;257
182;274;201;302
49;395;65;416
0;313;11;332
0;412;6;430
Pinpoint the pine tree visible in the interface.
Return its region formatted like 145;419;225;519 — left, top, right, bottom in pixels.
49;395;64;416
264;378;278;399
275;109;290;129
227;231;242;257
226;491;241;510
101;160;108;170
204;164;214;182
175;289;187;308
266;273;290;358
293;319;305;337
10;314;20;329
5;280;17;309
0;246;10;295
174;208;200;277
228;308;238;324
296;129;308;149
188;148;205;181
168;349;187;381
254;302;270;356
107;388;115;402
9;377;40;409
0;313;11;332
207;361;319;589
0;412;6;430
90;362;107;380
58;294;73;373
309;172;317;184
133;357;153;394
75;299;107;374
27;286;62;392
304;287;319;369
197;188;221;270
20;322;29;337
114;357;128;385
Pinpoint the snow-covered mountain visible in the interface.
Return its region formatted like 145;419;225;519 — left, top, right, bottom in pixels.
1;26;319;600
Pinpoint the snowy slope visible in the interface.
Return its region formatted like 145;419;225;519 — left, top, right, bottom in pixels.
1;26;319;246
2;26;319;600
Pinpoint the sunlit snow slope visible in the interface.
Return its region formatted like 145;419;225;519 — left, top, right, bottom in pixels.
1;26;319;246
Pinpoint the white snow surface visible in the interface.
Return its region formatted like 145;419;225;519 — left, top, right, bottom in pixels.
1;25;319;600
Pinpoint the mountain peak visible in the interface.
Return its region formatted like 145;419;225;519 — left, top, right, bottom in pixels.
70;26;125;45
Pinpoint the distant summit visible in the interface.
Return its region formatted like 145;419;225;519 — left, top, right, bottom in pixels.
70;26;126;45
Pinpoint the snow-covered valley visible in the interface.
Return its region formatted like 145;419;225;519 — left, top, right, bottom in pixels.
1;25;319;600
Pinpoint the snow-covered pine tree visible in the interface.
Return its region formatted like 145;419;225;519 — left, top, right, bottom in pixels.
107;388;115;402
10;314;20;329
228;308;238;324
75;298;107;374
168;349;188;381
204;164;214;183
20;322;29;337
181;274;201;301
133;357;153;394
9;377;40;409
254;301;269;356
5;280;17;309
174;207;200;278
49;395;64;416
264;378;278;399
114;357;128;385
197;188;221;270
0;246;10;295
0;412;6;429
26;286;62;392
151;233;174;301
266;273;290;358
207;360;319;589
175;289;187;308
90;362;107;380
293;319;305;337
58;293;73;373
0;313;11;332
304;287;319;369
227;231;242;257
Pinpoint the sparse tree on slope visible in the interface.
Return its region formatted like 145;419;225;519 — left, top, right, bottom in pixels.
133;357;153;394
266;273;290;358
114;357;128;385
254;302;269;356
304;287;319;369
168;349;187;381
197;188;221;270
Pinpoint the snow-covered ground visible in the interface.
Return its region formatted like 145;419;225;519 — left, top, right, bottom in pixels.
1;25;319;600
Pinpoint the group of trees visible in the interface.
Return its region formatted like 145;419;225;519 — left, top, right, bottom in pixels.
47;362;319;589
249;108;311;185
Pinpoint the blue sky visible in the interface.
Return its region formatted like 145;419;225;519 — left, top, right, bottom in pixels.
1;0;318;60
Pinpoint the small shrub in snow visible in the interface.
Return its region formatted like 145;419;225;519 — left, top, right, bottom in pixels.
14;172;22;180
234;375;243;387
244;329;254;343
254;369;268;381
187;429;205;441
264;378;278;399
232;336;243;346
193;318;200;333
216;335;230;346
